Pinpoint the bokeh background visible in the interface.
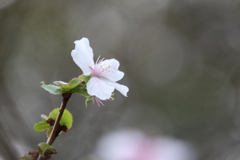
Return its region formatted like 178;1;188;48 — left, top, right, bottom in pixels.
1;0;240;159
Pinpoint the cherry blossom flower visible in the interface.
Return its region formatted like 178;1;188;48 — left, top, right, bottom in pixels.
92;129;197;160
71;37;129;101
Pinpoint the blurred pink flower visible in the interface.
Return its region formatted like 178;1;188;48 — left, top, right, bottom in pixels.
93;129;197;160
71;37;129;101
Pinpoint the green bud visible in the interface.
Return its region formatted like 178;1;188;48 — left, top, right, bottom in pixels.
38;142;57;158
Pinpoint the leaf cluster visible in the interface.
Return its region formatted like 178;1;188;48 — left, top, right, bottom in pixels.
41;75;93;107
33;108;73;137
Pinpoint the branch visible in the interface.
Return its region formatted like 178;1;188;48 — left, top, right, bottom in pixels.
47;93;72;145
37;93;72;160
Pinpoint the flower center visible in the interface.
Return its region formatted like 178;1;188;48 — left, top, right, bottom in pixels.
90;57;113;77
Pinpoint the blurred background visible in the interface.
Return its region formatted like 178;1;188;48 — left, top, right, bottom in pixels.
1;0;240;159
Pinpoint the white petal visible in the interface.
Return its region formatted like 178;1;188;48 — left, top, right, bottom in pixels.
104;70;124;82
100;59;124;81
71;37;94;75
87;77;115;100
104;80;129;97
71;50;91;75
101;59;120;70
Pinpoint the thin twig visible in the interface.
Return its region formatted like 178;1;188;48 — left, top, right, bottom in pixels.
47;93;72;145
37;93;72;160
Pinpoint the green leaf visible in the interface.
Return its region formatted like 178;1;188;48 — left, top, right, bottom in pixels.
33;121;51;132
60;109;73;129
69;78;81;85
46;128;52;137
54;79;81;91
48;108;59;120
41;81;64;95
57;84;74;91
85;96;92;107
38;142;57;157
49;108;73;129
78;74;91;83
53;81;68;85
74;87;89;97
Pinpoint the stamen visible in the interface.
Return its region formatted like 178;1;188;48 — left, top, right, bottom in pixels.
98;99;105;106
96;56;101;64
110;93;115;101
92;96;105;107
96;100;100;106
91;56;113;77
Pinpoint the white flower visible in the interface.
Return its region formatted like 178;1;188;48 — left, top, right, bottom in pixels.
71;37;129;101
93;129;197;160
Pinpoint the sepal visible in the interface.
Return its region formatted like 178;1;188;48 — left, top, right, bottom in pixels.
73;86;89;97
85;96;93;107
78;74;91;83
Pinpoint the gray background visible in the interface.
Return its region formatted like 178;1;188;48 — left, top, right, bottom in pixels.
1;0;240;159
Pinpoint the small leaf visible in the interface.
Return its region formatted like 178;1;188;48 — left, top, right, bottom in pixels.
48;109;59;120
85;96;92;107
59;84;77;91
69;78;81;85
41;81;64;95
38;142;57;158
49;108;73;129
41;114;48;121
60;109;73;129
74;87;89;97
46;128;52;137
78;74;91;83
53;81;68;86
54;79;81;91
33;122;51;132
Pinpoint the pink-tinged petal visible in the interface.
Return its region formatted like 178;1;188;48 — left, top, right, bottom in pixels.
87;77;115;100
103;80;129;97
71;37;94;75
99;59;124;81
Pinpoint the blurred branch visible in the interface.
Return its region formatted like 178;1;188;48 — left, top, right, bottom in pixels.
22;93;72;160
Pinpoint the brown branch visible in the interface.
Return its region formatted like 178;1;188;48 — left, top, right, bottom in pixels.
37;93;72;160
47;93;72;145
